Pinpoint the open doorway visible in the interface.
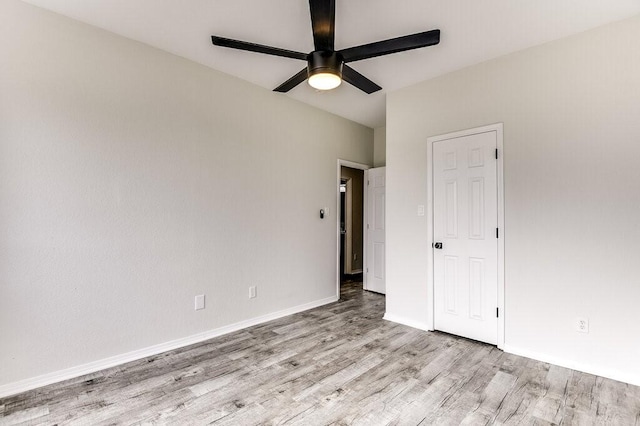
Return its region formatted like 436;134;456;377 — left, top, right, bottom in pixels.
340;166;364;288
335;160;370;299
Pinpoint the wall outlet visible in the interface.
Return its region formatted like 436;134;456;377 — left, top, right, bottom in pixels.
576;317;589;333
195;294;205;311
249;286;257;299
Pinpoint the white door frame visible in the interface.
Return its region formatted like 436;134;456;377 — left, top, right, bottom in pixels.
426;123;505;349
336;160;370;299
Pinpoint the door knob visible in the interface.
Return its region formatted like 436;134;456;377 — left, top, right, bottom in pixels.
434;242;443;249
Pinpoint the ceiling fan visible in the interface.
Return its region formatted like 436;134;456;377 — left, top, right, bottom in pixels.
211;0;440;94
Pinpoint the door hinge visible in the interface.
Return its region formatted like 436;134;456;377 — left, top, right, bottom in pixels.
496;228;499;238
495;149;499;159
496;307;499;318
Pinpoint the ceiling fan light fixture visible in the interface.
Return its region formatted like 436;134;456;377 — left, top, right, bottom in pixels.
308;72;342;90
307;50;343;91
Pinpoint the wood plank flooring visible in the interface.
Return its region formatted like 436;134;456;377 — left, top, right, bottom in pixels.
1;282;639;425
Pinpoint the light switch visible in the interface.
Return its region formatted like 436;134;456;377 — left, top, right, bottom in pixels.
195;294;205;310
418;205;425;216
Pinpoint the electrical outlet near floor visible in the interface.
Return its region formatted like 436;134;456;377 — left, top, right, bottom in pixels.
576;317;589;333
249;286;257;299
195;294;205;311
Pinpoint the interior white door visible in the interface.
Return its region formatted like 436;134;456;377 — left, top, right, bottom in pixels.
433;131;498;344
365;167;386;294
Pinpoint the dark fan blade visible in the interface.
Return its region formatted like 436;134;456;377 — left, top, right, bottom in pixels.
211;36;307;61
309;0;335;51
274;68;308;92
342;65;382;94
340;30;440;63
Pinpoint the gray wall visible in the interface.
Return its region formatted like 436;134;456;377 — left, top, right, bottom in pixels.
386;14;640;385
0;0;372;387
373;127;386;167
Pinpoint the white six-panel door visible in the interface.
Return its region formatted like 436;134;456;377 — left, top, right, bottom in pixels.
365;167;386;294
433;131;498;344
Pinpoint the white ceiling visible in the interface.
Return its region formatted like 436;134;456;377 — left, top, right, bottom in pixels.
21;0;640;128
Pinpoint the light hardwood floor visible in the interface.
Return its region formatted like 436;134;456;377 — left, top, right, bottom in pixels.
1;282;639;425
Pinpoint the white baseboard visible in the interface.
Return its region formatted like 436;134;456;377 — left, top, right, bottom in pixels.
383;313;432;332
0;295;338;399
503;344;640;387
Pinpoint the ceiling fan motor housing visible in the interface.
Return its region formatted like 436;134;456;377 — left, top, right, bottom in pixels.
307;50;344;78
